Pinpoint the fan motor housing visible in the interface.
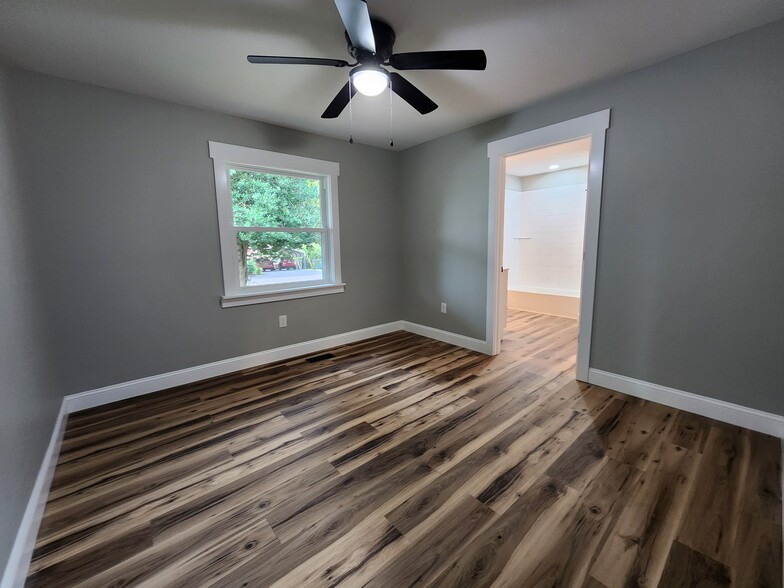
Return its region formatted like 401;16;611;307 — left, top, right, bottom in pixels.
346;19;395;64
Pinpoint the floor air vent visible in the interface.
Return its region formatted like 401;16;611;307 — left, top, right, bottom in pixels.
306;353;336;363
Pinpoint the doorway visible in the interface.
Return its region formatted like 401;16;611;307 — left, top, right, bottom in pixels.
502;137;590;324
486;110;610;381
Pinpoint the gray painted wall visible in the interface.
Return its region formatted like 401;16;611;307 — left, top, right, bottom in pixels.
400;18;784;415
1;69;402;569
2;15;784;575
0;64;61;571
6;69;402;397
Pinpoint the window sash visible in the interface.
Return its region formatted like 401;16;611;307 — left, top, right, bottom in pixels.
226;165;324;230
210;141;342;303
238;230;328;291
228;163;324;183
231;227;326;234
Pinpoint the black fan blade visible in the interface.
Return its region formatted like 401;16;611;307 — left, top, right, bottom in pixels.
321;81;358;119
334;0;376;53
247;56;349;67
389;73;437;115
389;50;487;71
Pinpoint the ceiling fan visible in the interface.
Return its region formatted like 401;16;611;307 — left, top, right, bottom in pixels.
247;0;487;119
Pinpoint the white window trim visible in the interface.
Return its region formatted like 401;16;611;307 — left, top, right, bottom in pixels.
209;141;344;307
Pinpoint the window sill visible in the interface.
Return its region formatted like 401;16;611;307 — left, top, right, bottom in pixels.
221;283;346;308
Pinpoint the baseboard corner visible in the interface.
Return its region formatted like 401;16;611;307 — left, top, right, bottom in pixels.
1;401;69;588
399;321;491;354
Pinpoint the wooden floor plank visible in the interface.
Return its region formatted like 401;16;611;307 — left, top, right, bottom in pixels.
730;431;782;588
268;515;403;588
676;425;751;566
76;506;279;588
481;458;639;587
428;475;568;587
367;495;494;587
590;441;701;587
658;541;731;587
26;310;782;587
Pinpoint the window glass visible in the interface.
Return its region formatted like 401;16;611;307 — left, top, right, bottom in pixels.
229;169;322;229
210;141;342;306
237;231;324;288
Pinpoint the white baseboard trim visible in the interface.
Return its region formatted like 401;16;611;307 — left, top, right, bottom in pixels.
65;322;405;413
65;321;490;414
6;326;783;587
1;401;68;588
2;320;487;586
400;321;491;354
588;368;784;438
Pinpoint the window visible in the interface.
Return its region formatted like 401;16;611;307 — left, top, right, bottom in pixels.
209;142;343;307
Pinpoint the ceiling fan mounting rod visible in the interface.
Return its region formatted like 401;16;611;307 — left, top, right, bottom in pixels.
346;19;396;65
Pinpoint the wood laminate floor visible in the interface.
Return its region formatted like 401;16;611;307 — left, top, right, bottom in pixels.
28;310;782;587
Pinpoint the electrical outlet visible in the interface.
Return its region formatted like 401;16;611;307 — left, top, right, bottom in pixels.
440;302;447;314
279;315;287;328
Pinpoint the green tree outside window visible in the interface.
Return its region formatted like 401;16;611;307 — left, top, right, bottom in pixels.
230;169;324;284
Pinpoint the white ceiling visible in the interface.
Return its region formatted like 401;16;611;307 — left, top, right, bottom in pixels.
1;1;782;150
506;137;591;177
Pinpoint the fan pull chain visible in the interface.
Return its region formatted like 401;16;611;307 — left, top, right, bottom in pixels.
348;75;354;144
388;78;394;148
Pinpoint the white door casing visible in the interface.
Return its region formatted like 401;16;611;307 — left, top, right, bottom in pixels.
486;110;610;381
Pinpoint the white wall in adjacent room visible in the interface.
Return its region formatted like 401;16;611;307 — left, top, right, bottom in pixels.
503;166;587;297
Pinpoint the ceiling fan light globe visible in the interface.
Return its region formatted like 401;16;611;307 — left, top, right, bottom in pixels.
352;69;389;96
